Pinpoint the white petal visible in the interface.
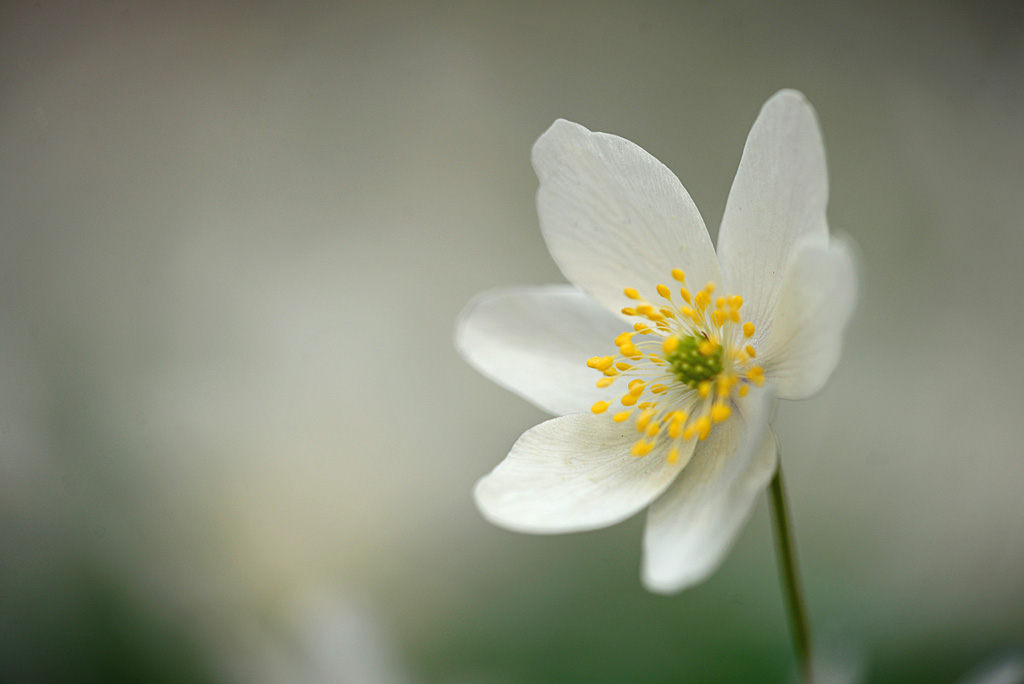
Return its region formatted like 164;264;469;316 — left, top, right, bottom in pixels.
641;384;778;594
760;237;857;400
474;413;695;534
716;90;830;331
532;119;720;315
455;285;626;416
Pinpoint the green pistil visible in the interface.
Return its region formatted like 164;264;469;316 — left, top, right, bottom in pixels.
665;335;722;388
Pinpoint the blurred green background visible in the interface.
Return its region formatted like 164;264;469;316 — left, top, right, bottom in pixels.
2;1;1023;682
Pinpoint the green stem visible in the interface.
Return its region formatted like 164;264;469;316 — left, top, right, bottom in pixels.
768;458;813;684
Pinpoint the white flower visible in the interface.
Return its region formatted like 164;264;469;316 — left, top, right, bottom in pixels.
456;90;857;594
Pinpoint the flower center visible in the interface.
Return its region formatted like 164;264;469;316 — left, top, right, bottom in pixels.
586;269;765;464
665;335;723;388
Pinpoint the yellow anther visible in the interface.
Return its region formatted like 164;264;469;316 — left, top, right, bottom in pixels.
694;291;710;309
650;384;668;394
587;356;614;371
633;322;649;332
614;331;633;347
596;377;615;388
712;310;725;327
637;401;654;410
637;303;657;316
621;393;639;406
747;366;766;387
671;269;686;282
738;384;749;397
698;380;712;398
743;321;755;337
619;342;638;357
730;295;743;310
705;281;716;293
745;344;756;358
659;307;676;318
603;367;619;377
624;287;641;300
682;423;698;441
636;409;655;431
715;297;726;310
656;283;671;299
679;287;692;303
663;336;680;354
613;410;632;422
729;310;741;323
696;415;712;440
667;447;680;464
615;362;632;371
628;378;644;392
698;340;715;356
631;440;654;457
646;422;659;437
622;307;637;316
667;413;686;439
682;306;697;319
592;401;610;414
711;404;731;423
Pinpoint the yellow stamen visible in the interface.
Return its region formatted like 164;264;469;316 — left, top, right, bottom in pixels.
711;404;731;423
667;447;680;464
631;440;654;457
696;415;712;440
738;385;749;397
712;310;725;327
745;344;756;358
596;377;615;388
667;412;687;439
671;269;686;282
697;381;712;398
729;295;743;310
662;336;680;354
613;410;632;422
679;287;692;303
592;401;610;414
587;356;613;371
656;284;671;299
622;307;637;316
621;393;639;406
615;362;632;371
743;321;755;337
624;287;640;300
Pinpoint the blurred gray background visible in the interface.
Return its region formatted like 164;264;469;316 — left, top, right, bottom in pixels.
2;1;1023;682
